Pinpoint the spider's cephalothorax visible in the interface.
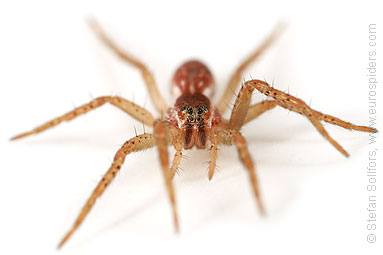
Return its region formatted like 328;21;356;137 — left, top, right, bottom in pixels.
12;20;377;248
166;60;221;149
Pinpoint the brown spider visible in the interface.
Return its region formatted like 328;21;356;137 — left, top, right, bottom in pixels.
11;20;377;248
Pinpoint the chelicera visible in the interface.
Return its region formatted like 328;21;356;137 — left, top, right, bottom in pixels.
11;20;377;248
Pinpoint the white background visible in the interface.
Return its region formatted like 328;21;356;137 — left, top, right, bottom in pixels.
0;0;381;254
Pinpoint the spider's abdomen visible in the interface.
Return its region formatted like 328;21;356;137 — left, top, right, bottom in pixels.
171;60;214;98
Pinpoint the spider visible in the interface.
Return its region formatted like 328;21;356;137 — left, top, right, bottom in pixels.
11;20;377;248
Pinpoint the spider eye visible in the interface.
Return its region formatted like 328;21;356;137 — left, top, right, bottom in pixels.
197;106;203;115
187;107;193;115
181;105;187;111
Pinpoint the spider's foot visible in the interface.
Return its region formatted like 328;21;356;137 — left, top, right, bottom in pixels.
10;131;33;141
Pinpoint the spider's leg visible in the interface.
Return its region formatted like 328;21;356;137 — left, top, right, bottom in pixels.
153;120;179;232
208;129;220;180
244;100;278;124
89;19;168;114
244;99;378;134
308;108;377;133
169;126;183;179
11;96;155;140
58;133;156;248
170;150;183;179
231;79;377;157
219;129;265;214
215;23;285;114
231;80;348;156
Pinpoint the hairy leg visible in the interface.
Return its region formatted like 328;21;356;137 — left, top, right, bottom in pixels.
58;133;156;248
244;99;377;133
11;96;155;140
89;19;168;114
309;109;377;133
230;80;377;157
167;125;183;179
244;100;278;124
170;150;183;179
153;120;179;232
169;127;183;179
218;128;265;214
215;23;285;113
208;128;220;180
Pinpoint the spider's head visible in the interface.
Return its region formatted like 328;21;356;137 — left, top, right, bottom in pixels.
180;104;209;125
175;93;212;128
165;93;220;149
